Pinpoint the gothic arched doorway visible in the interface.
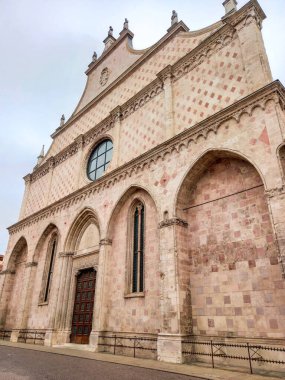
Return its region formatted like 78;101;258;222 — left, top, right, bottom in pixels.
70;268;96;344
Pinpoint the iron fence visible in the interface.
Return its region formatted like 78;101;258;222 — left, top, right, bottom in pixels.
98;334;157;359
0;330;11;341
18;329;46;345
182;338;285;375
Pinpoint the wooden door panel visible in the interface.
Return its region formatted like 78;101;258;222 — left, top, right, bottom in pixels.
70;269;96;344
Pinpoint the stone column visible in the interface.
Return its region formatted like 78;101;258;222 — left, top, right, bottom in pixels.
157;66;175;140
19;261;38;329
110;107;122;168
0;270;15;329
266;189;285;279
236;6;272;92
49;251;74;346
157;217;188;363
89;238;112;350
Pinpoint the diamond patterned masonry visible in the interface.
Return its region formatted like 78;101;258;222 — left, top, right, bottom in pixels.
1;0;285;368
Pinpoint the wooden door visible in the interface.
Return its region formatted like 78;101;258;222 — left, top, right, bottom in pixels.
70;268;96;344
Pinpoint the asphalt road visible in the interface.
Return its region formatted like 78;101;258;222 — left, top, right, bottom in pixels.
0;346;203;380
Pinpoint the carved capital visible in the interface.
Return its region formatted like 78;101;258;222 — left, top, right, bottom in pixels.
48;157;55;169
75;134;85;149
110;106;122;123
0;269;15;275
157;65;173;83
265;185;285;199
25;261;38;268
23;174;32;184
99;238;112;246
159;217;188;229
59;251;75;258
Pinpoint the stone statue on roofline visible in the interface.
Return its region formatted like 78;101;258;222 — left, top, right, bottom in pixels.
92;51;97;62
123;18;129;29
171;10;178;26
108;26;113;36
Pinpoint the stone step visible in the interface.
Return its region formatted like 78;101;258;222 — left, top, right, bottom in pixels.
53;343;94;352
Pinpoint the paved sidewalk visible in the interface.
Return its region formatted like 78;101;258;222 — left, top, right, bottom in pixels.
0;340;282;380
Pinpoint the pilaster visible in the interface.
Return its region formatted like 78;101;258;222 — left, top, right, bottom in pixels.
89;238;112;350
110;107;122;168
19;174;32;220
157;217;188;363
236;7;272;92
157;66;175;139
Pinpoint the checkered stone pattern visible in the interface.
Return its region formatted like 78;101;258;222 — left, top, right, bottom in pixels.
49;154;79;204
119;93;165;164
183;158;285;338
44;30;219;161
173;36;249;133
23;175;51;218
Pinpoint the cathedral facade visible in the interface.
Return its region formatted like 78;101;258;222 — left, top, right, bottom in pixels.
0;0;285;363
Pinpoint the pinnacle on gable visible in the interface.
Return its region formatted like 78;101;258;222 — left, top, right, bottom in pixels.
223;0;237;16
103;26;117;51
37;145;45;165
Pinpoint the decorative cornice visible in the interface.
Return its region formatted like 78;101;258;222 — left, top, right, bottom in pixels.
28;22;235;183
25;261;38;268
99;238;113;246
8;81;285;236
8;80;285;234
159;217;188;229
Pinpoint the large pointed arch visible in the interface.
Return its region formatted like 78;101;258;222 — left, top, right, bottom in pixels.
7;236;28;271
33;223;59;263
175;148;266;218
64;207;101;253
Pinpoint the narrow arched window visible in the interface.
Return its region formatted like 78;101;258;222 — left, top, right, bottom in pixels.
40;235;57;303
132;203;144;293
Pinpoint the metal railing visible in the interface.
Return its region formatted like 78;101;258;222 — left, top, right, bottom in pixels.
98;334;157;359
0;330;11;341
18;329;46;345
182;338;285;375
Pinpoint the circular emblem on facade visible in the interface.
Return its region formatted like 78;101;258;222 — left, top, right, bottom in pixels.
100;67;109;86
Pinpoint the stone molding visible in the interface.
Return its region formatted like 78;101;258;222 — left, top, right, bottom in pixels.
28;4;263;183
25;261;38;268
159;218;188;229
8;81;285;236
99;239;113;246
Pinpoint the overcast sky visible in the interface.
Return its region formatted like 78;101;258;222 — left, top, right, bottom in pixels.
0;0;284;254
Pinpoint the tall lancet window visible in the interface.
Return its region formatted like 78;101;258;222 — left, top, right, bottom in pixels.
132;202;145;293
40;235;57;303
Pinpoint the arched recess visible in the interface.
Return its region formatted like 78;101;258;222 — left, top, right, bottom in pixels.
26;223;60;329
64;208;100;255
175;149;282;338
3;237;28;329
105;186;160;334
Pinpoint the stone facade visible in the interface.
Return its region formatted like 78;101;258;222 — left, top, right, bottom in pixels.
0;255;3;272
0;0;285;364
